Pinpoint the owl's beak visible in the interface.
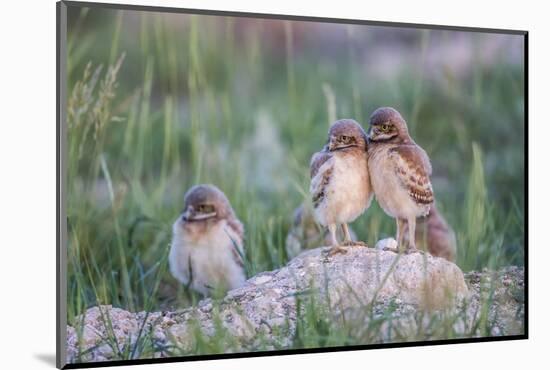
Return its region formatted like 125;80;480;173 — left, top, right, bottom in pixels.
181;207;194;221
327;135;337;151
366;127;373;140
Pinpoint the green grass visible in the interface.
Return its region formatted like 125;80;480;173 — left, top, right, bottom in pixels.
65;6;525;360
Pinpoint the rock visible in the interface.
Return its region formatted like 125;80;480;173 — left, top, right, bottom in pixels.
375;237;398;251
463;266;525;336
66;247;524;364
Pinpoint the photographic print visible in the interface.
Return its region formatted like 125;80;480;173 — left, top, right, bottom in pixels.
57;1;527;368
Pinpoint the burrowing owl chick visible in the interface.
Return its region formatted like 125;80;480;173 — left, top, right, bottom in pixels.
169;184;245;296
404;203;457;262
310;119;373;256
367;107;434;253
285;203;357;259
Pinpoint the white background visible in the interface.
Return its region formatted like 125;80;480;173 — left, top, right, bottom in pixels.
0;0;546;368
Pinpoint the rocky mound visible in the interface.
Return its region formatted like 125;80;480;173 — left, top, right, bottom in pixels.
66;247;524;363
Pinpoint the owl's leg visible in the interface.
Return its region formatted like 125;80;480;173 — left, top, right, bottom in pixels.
342;224;367;247
405;217;422;254
395;218;406;252
324;224;347;256
329;224;338;246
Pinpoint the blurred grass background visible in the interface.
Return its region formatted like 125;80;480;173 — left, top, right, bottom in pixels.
65;5;525;336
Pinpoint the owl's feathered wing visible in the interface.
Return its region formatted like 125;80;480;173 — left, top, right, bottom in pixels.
309;150;333;209
225;217;245;268
389;145;434;205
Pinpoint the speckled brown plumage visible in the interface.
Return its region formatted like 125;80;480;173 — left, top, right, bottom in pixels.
367;107;434;252
309;119;373;255
310;150;333;208
389;145;434;205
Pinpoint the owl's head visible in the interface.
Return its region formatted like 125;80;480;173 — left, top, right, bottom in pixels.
180;184;234;224
327;119;368;151
367;107;410;143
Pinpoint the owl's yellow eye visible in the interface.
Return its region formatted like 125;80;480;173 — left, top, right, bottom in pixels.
198;204;214;213
380;124;390;132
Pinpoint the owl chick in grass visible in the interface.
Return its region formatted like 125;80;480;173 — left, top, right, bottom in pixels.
367;107;434;254
169;184;245;296
285;203;357;259
310;119;373;256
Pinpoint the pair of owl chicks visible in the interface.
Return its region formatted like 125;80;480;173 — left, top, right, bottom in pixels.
168;107;454;297
304;107;455;259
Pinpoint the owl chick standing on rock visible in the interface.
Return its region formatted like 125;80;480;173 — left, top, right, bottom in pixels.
367;107;434;253
169;184;245;296
310;119;373;256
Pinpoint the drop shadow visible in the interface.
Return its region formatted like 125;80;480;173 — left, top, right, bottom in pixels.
34;353;57;367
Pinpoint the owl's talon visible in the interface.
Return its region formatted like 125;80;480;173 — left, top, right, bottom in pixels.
323;246;348;257
382;246;399;253
343;240;368;247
